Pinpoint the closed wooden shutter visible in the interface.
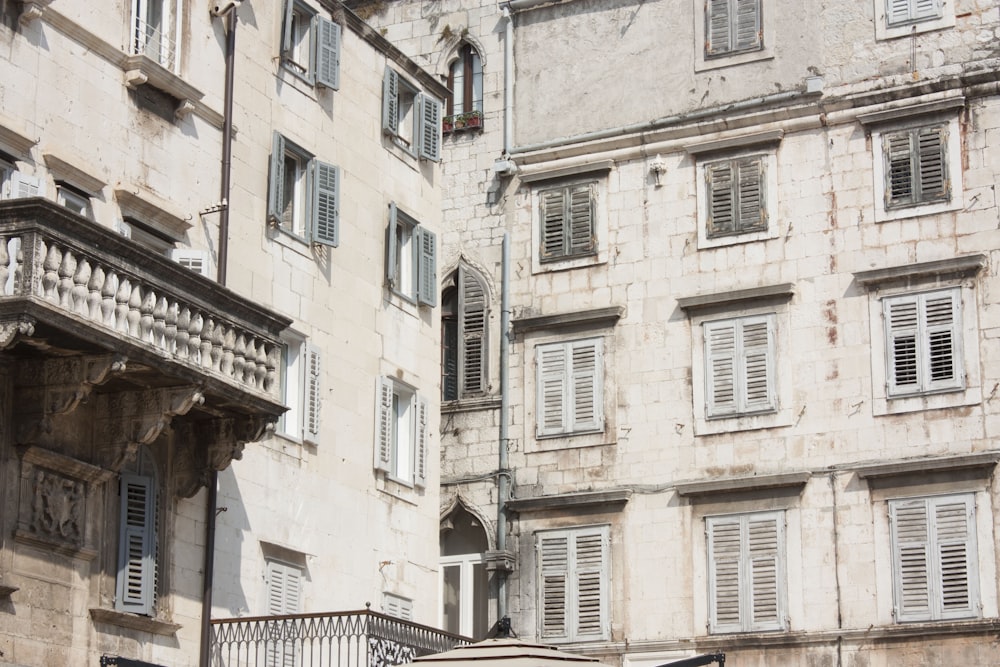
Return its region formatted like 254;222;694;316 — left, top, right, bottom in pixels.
315;17;341;90
539;184;594;261
707;512;783;633
884;289;962;396
304;345;321;443
740;317;773;412
540;188;568;260
537;344;568;436
707;517;742;632
570;339;603;432
311;161;339;247
748;515;780;627
568;185;595;256
706;0;760;56
539;533;569;640
573;530;608;639
538;526;609;642
536;339;603;436
887;0;941;26
705;316;774;417
382;68;399;136
706;160;735;235
884;125;949;208
706;156;765;237
416;227;438;307
459;267;487;396
418;94;442;162
116;474;157;615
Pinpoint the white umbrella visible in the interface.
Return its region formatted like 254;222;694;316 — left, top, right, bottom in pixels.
400;637;611;667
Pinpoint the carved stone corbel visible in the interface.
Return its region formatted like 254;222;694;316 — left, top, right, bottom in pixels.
17;0;53;25
0;315;35;349
173;416;275;498
97;386;204;472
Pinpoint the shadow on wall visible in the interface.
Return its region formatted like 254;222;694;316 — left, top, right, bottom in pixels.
213;466;252;617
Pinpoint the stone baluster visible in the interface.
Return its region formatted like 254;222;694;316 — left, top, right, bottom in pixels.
220;325;235;378
151;295;167;348
72;257;91;316
209;319;223;372
139;288;156;342
88;264;106;322
189;312;204;363
176;307;191;360
164;300;178;353
57;248;76;309
101;271;118;327
42;243;61;302
254;339;268;389
0;237;8;296
233;333;247;384
265;345;280;394
11;237;23;295
127;283;143;337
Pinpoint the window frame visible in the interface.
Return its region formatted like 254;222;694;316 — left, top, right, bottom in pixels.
130;0;179;72
374;376;428;488
534;337;605;438
706;510;787;634
115;453;161;618
440;552;489;638
703;314;776;419
277;334;322;444
445;43;484;131
382;68;442;161
883;288;964;398
874;0;953;40
537;181;597;265
56;182;93;219
442;265;489;402
535;524;611;644
280;0;341;89
694;0;773;72
695;146;778;249
267;132;340;248
386;203;437;307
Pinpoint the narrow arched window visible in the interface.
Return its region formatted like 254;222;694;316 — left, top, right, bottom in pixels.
445;44;483;131
442;265;488;401
441;506;490;638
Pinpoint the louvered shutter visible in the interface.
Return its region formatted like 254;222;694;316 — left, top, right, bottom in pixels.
386;203;399;287
739;316;774;413
414;397;428;487
304;345;321;443
169;249;211;277
885;295;920;393
116;474;156;615
705;0;732;56
707;517;742;632
706;0;760;55
706;161;735;236
311;160;339;247
8;171;44;199
888;0;941;26
568;185;595;256
747;515;781;629
538;534;570;640
267;560;301;667
884;290;962;396
267;133;286;224
540;188;567;260
915;126;948;203
736;157;765;232
924;290;960;390
417;94;442;162
315;17;340;90
705;320;738;416
382;68;399;136
884;131;914;207
570;339;603;432
537;344;568;436
885;125;949;208
573;530;608;640
280;0;296;56
733;0;761;51
374;377;393;472
416;227;438;307
935;497;975;618
708;512;783;633
459;267;487;396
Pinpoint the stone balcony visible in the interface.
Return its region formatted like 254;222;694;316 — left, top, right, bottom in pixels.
0;198;291;496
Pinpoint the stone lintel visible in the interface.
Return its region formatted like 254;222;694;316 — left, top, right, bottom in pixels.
675;471;811;497
857;96;965;127
853;254;987;289
512;306;624;335
42;152;107;194
21;445;114;484
519;159;615;184
854;452;1000;480
114;186;192;240
505;489;631;513
677;283;795;313
685;129;785;156
89;607;181;636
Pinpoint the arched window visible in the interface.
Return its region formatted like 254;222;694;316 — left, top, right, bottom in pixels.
440;506;489;638
445;44;483;130
442;265;488;401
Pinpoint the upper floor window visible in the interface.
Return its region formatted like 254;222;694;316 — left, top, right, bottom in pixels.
57;183;93;219
883;288;963;398
386;203;437;306
130;0;178;71
277;333;322;444
267;132;340;247
704;155;766;239
442;265;488;401
445;44;483;132
539;182;596;264
875;0;954;39
705;0;762;58
536;525;610;643
0;158;45;200
280;0;341;89
116;447;160;617
382;68;442;161
374;377;428;487
535;338;604;438
886;0;942;27
704;314;776;418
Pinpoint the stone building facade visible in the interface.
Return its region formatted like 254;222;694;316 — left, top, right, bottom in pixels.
0;0;446;664
357;0;1000;665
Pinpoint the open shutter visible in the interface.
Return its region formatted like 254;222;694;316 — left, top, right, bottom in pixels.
386;203;399;287
267;132;286;225
707;516;742;632
740;316;774;413
537;344;568;436
8;171;44;199
570;339;603;432
280;0;296;56
733;0;761;52
891;498;933;621
304;345;321;443
459;267;487;396
315;17;341;90
706;161;734;236
417;94;442;161
747;515;781;629
374;376;393;472
735;156;765;232
916;125;948;203
573;529;608;640
568;185;595;255
414;396;428;487
382;68;399;136
538;533;570;640
705;0;732;55
311;161;339;247
923;290;960;390
540;188;567;260
705;320;738;417
116;474;156;615
935;496;975;618
416;227;437;307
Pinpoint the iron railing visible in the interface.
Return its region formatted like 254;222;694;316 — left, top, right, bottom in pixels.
211;609;472;667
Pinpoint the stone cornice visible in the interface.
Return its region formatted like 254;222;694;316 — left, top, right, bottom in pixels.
852;452;1000;480
505;489;631;513
512;306;624;335
853;254;987;289
677;283;795;313
675;471;811;497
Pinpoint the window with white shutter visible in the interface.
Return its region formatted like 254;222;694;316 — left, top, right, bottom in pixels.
169;249;212;277
1;167;45;201
265;559;303;667
883;289;963;397
874;0;953;38
442;266;489;401
382;593;414;620
537;525;610;643
267;132;340;247
704;315;776;418
535;338;604;437
374;377;428;487
382;68;442;161
889;494;979;622
706;511;785;634
705;0;762;58
386;203;437;306
538;183;596;263
277;335;322;443
886;0;942;27
705;156;767;238
280;1;341;89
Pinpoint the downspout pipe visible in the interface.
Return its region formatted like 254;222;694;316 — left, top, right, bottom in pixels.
201;7;237;666
497;233;511;620
501;7;514;156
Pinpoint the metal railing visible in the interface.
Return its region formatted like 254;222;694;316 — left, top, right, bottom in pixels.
132;16;176;71
211;609;472;667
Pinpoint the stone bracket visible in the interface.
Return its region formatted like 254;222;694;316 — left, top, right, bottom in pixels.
173;415;275;498
0;315;36;349
485;549;516;574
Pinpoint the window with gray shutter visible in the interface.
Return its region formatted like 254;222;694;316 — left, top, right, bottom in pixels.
883;289;963;397
443;266;489;401
889;494;978;622
304;345;322;443
374;377;428;487
707;511;785;634
382;69;440;160
536;338;604;437
705;156;766;238
883;124;949;209
705;0;762;57
704;315;776;418
267;132;341;247
315;17;341;90
538;183;596;263
311;161;339;247
116;473;157;616
886;0;942;27
537;525;610;643
386;203;437;305
417;93;442;162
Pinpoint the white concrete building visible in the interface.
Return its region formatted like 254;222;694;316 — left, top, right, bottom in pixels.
356;0;1000;664
0;0;451;665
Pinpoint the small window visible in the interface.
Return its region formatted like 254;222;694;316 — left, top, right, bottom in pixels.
883;124;949;210
265;558;303;667
889;494;979;622
883;288;963;397
382;68;442;161
442;265;488;401
169;249;213;277
704;314;776;418
704;155;766;238
386;203;437;306
535;338;604;437
0;160;45;200
705;0;762;58
278;335;322;443
374;377;428;487
874;0;953;39
267;132;340;247
56;183;93;218
382;593;414;620
538;182;596;263
115;448;160;617
886;0;942;28
536;525;610;643
706;511;786;633
445;44;484;133
280;0;341;88
130;0;178;71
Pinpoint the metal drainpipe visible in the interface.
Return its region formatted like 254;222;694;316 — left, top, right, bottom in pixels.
201;8;236;666
501;7;514;156
497;233;511;620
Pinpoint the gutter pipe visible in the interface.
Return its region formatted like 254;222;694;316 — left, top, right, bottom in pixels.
501;7;514;155
497;233;511;620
